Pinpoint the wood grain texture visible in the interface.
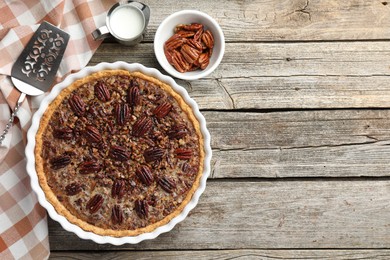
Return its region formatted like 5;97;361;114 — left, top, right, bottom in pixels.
50;0;390;256
50;249;390;259
91;42;390;110
207;110;390;178
48;180;390;250
141;0;390;41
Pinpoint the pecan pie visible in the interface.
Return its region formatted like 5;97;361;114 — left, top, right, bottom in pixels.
34;70;204;237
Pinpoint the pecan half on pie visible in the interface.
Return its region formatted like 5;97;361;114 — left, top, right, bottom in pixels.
34;70;204;237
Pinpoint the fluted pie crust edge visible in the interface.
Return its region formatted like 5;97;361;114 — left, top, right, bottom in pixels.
34;69;204;237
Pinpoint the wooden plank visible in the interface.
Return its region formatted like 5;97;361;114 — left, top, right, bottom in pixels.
218;42;390;78
50;249;390;259
91;42;390;110
151;75;390;110
142;0;390;41
217;76;390;110
207;110;390;178
93;42;390;77
48;180;390;250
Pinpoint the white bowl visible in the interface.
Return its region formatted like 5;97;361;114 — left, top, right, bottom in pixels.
154;10;225;80
25;62;212;245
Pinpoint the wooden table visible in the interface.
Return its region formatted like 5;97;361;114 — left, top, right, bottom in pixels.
50;1;390;259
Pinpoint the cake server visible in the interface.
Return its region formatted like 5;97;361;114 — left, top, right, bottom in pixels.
0;21;70;145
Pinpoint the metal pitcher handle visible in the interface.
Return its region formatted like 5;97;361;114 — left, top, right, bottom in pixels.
92;25;110;41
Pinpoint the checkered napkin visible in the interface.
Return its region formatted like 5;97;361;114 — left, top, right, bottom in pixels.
0;0;117;258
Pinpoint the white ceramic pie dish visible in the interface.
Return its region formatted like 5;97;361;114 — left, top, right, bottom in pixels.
25;61;212;245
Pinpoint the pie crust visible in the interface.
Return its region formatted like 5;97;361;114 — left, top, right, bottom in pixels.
34;69;204;237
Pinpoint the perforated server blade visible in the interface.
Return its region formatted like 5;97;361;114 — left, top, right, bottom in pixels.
0;21;69;145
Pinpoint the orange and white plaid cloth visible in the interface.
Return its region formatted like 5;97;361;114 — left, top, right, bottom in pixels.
0;0;117;258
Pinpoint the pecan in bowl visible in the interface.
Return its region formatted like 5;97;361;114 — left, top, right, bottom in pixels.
164;23;214;73
154;10;225;80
